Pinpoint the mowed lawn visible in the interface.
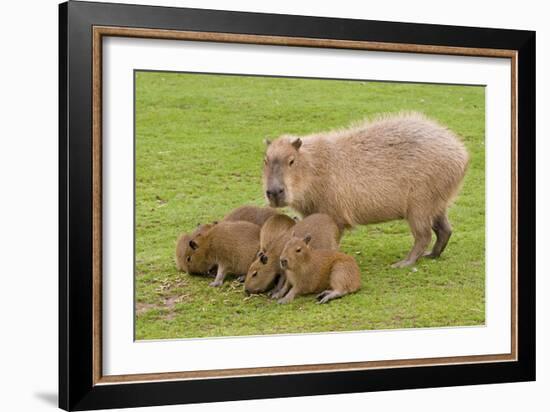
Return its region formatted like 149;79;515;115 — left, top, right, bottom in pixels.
135;71;485;340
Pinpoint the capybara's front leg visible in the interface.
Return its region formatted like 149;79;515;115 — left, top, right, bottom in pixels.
268;273;286;297
209;265;226;287
271;278;291;299
277;287;297;304
207;265;218;278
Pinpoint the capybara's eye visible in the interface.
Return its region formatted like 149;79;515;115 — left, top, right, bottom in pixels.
296;248;301;253
186;256;191;262
260;254;268;264
252;272;258;278
289;158;295;166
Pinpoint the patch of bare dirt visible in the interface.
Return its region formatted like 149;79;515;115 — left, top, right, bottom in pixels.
163;294;190;309
137;276;191;321
136;302;156;315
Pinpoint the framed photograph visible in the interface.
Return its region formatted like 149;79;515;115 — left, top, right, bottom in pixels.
59;1;535;410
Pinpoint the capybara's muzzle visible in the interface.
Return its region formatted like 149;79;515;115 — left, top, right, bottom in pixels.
265;187;285;207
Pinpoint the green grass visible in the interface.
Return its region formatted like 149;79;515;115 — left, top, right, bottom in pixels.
135;71;485;340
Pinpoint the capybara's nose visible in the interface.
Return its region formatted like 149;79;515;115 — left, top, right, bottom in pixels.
280;258;288;268
266;187;284;198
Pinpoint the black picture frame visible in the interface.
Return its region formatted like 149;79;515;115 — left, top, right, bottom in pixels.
59;1;536;410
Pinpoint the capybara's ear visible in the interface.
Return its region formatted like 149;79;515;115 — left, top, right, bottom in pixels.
264;138;272;146
291;138;302;150
303;234;312;245
189;240;198;250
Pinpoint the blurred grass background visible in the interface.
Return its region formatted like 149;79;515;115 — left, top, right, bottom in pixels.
135;71;485;340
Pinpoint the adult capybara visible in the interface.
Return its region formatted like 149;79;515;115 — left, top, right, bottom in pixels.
263;113;469;267
278;234;361;304
175;205;276;273
245;213;341;296
184;221;260;287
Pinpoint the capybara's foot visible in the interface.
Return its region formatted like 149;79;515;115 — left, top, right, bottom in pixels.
316;290;331;301
271;289;286;300
277;295;294;304
317;290;343;304
267;289;280;298
422;251;439;259
391;259;416;268
272;291;284;300
277;288;297;304
209;280;223;287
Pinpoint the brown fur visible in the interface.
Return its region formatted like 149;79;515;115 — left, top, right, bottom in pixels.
223;205;279;226
278;235;361;304
258;214;297;250
263;113;469;267
175;233;191;273
184;221;260;287
175;205;275;273
245;213;341;294
175;223;215;273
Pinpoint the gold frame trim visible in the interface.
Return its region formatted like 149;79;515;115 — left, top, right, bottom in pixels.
92;26;518;386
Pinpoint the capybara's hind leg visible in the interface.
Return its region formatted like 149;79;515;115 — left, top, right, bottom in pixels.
320;261;360;302
392;216;432;268
424;213;452;258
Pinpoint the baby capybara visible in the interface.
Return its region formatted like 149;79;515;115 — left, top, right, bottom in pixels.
222;205;278;226
244;214;296;295
278;234;361;304
184;221;260;287
175;205;276;274
245;213;341;296
175;223;215;274
263;113;469;267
